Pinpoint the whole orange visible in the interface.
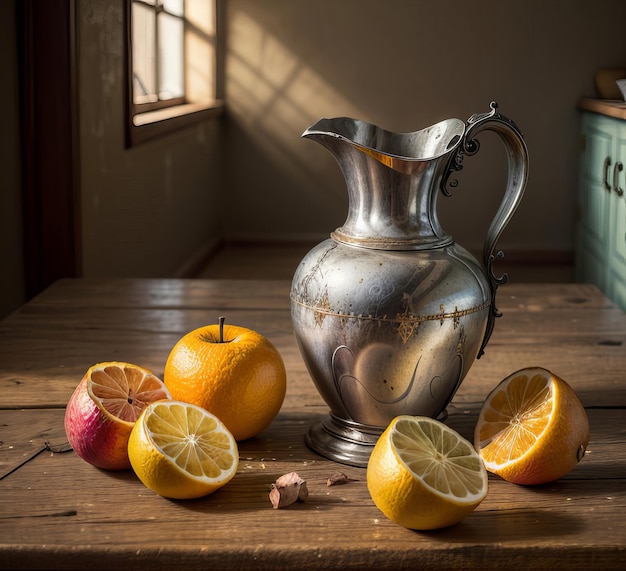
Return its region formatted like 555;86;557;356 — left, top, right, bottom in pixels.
163;319;287;441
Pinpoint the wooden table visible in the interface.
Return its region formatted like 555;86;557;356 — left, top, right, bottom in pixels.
1;278;625;570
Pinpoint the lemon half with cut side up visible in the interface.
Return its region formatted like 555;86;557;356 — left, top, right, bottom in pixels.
367;415;488;530
128;400;239;499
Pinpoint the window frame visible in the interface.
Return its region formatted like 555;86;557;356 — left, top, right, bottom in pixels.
124;0;225;147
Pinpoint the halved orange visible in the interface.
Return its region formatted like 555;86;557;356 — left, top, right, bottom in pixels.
474;367;589;485
64;362;172;470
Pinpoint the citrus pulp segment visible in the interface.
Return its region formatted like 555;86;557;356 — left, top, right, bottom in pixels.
474;367;589;485
367;416;488;530
128;400;239;499
88;362;171;423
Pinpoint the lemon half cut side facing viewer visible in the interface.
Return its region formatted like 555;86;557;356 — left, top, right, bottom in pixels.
474;367;589;485
366;416;488;530
128;400;239;499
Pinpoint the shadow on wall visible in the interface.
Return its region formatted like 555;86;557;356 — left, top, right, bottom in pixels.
222;6;510;249
221;0;626;254
222;8;369;242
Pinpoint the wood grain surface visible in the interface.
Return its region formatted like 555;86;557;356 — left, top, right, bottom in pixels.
1;279;625;570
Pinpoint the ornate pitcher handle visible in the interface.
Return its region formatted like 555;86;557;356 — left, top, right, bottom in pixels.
442;101;529;358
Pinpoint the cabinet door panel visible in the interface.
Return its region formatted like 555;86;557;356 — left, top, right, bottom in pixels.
608;185;626;270
576;112;626;311
612;134;626;268
606;125;626;310
576;230;607;290
607;268;626;311
579;121;612;245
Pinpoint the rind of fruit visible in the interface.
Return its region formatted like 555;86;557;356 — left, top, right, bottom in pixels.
367;416;488;530
164;324;286;441
128;400;239;499
474;367;590;485
64;362;171;470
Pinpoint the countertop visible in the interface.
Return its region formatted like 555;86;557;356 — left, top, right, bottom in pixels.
578;96;626;120
1;278;625;570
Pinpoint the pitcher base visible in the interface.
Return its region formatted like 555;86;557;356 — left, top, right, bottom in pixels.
305;410;450;467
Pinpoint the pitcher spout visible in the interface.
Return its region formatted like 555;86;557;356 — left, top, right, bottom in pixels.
302;117;465;173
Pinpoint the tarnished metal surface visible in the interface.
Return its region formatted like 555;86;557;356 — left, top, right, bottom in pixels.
291;103;528;467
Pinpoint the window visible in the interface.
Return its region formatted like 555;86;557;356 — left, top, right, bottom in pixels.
125;0;224;146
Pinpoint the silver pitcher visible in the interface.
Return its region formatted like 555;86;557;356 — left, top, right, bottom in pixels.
290;102;528;467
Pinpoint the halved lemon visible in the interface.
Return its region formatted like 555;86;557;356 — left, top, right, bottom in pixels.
128;400;239;499
474;367;589;485
366;416;488;530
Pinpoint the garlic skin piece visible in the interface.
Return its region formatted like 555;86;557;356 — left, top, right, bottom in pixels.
269;472;308;509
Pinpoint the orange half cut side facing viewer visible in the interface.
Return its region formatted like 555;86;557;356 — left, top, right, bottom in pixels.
474;367;589;485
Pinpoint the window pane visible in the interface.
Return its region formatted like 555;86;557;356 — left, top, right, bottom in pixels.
186;0;215;101
132;3;157;104
158;12;184;100
163;0;184;17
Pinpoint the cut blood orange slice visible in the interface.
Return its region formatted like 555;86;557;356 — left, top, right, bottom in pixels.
88;362;171;423
64;362;171;470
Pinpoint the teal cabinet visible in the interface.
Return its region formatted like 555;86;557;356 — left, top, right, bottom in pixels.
576;111;626;311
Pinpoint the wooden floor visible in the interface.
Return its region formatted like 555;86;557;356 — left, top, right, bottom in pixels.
194;242;575;283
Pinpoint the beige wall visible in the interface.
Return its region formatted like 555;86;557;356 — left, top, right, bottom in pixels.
78;1;225;279
223;0;626;255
